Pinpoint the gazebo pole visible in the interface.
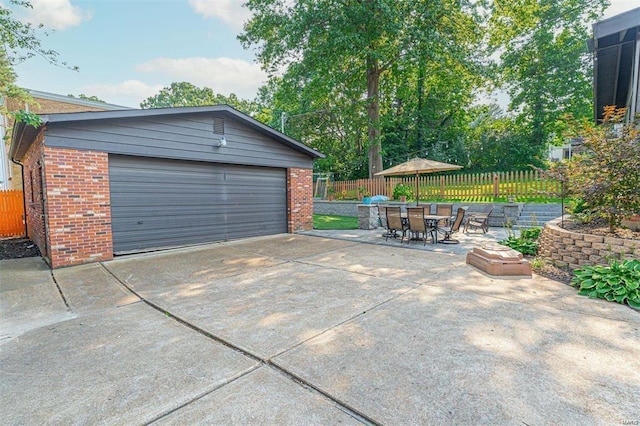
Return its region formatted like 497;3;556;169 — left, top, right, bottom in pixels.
415;172;419;206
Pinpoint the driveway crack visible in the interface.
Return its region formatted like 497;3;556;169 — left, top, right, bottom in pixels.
49;270;70;309
99;262;380;425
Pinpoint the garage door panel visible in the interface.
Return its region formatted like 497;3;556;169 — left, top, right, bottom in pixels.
109;155;287;253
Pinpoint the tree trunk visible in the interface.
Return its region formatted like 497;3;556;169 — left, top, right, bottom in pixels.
367;57;383;179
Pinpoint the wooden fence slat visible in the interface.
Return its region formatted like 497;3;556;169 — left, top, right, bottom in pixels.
0;190;26;238
322;169;555;201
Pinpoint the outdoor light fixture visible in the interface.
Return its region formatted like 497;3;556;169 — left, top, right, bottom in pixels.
214;136;227;148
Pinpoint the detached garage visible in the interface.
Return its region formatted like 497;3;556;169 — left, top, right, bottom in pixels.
10;105;322;268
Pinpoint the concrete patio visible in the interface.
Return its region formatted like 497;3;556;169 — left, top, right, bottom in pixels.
1;233;639;424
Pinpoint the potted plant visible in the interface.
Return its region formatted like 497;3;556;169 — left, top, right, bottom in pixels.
359;186;372;204
393;183;413;203
327;186;335;201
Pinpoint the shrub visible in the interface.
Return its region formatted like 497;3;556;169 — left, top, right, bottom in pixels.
560;106;640;232
571;259;640;309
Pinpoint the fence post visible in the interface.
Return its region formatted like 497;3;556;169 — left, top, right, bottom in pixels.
493;174;499;198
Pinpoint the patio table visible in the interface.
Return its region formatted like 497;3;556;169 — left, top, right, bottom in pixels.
401;213;449;244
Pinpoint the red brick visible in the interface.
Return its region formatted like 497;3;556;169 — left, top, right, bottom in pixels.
287;168;313;232
22;142;114;268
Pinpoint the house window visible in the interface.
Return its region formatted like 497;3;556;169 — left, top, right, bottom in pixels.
213;117;224;135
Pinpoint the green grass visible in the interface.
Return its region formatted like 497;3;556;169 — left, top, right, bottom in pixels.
313;214;358;230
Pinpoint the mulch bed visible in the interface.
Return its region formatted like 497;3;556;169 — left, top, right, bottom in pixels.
0;238;42;260
561;217;640;240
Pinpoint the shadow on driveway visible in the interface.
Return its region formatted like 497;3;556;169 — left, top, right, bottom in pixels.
1;234;639;424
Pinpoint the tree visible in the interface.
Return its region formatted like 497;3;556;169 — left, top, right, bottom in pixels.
1;0;76;120
488;0;606;167
140;82;258;116
240;0;484;178
68;94;106;103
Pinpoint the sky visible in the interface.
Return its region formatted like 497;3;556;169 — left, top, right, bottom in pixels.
11;0;640;109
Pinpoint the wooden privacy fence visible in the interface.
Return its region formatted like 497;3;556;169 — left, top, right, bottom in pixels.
0;190;26;238
327;170;560;201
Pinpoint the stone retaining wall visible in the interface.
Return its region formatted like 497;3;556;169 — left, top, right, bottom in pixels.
539;217;639;269
314;200;517;226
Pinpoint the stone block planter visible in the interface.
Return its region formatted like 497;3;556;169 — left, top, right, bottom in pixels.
539;217;639;270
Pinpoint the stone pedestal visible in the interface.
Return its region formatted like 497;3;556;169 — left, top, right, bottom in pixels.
503;203;521;226
466;244;532;277
358;204;379;230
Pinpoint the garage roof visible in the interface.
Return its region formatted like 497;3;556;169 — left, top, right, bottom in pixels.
589;7;640;123
10;104;323;162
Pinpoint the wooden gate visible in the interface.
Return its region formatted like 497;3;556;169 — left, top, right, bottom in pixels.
0;190;26;238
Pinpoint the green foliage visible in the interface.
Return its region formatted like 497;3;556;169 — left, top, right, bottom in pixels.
520;227;541;240
499;236;539;256
358;186;370;197
559;107;640;232
68;94;106;103
313;214;358;230
241;0;485;179
571;260;640;310
1;1;75;119
140;82;258;115
487;0;605;166
392;183;413;200
12;109;41;127
499;226;541;255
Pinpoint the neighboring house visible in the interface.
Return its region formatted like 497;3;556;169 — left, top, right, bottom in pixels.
0;89;127;190
9;105;322;268
589;7;640;123
548;138;584;162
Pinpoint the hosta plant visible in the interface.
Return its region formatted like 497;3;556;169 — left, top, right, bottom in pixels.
571;259;640;309
499;236;538;255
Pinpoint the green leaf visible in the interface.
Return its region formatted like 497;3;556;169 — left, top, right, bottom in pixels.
614;294;626;303
626;280;639;290
607;277;620;286
579;278;596;289
627;299;640;309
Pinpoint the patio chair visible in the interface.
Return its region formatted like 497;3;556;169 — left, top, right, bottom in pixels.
378;205;394;238
384;207;407;242
437;208;466;244
464;205;494;233
418;203;432;214
436;203;454;226
406;207;434;245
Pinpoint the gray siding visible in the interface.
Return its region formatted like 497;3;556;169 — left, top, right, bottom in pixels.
109;155;287;253
45;113;313;169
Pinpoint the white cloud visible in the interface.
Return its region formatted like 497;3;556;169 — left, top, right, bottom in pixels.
603;0;638;19
135;57;267;99
82;80;164;108
23;0;92;30
188;0;251;28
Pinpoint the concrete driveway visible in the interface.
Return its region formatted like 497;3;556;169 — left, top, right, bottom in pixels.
1;234;639;424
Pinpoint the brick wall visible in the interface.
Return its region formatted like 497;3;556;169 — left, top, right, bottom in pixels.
21;130;47;256
287;168;313;232
23;140;115;267
539;218;639;269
